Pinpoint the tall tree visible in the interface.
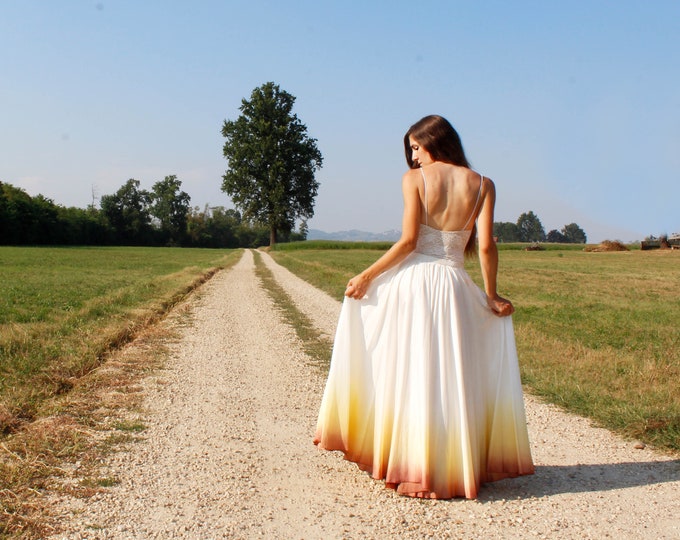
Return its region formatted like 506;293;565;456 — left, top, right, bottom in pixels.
100;179;153;245
516;211;546;242
150;175;191;245
221;82;323;246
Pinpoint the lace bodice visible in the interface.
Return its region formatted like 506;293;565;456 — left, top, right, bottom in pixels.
414;167;481;267
414;224;470;267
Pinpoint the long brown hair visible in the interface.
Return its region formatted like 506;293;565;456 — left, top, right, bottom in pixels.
404;115;478;257
404;115;470;169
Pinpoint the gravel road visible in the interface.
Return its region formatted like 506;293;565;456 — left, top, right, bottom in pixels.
50;249;680;539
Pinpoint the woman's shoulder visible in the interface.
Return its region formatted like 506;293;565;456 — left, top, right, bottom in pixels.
448;167;496;203
461;167;494;189
403;163;494;186
402;167;422;187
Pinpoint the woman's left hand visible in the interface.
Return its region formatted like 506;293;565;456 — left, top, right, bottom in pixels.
345;273;371;299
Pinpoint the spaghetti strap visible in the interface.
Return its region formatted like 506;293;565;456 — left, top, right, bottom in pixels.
419;167;428;226
462;174;484;230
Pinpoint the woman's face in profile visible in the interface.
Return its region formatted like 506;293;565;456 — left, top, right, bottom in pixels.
409;136;434;167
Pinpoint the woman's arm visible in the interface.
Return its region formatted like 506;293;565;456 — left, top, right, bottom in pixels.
477;179;514;316
344;171;421;299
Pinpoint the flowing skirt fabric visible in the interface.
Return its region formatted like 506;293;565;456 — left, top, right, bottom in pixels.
314;252;534;499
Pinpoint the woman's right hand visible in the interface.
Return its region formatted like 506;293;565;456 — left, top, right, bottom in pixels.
345;273;371;300
486;294;515;317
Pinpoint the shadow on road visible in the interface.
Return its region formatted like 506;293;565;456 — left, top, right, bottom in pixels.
479;459;680;500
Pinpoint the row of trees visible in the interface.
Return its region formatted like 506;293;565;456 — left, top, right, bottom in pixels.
0;180;303;248
2;82;323;249
493;211;587;243
1;178;587;247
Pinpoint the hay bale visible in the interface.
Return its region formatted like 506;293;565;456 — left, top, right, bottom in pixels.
585;240;629;252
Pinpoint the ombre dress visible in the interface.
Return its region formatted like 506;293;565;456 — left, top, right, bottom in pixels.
314;171;534;499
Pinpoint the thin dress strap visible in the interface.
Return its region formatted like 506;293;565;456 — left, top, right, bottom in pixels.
462;174;484;230
419;167;428;226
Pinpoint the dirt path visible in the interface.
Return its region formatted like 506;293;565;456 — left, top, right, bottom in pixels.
50;250;679;539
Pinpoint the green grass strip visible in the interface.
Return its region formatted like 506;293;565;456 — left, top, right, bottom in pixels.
252;250;333;370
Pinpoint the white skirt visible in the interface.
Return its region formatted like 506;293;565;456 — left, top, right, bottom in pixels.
314;252;534;499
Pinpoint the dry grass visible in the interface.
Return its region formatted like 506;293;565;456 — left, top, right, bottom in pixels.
0;316;181;538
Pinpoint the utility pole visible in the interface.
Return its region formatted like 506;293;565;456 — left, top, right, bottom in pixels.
90;184;99;209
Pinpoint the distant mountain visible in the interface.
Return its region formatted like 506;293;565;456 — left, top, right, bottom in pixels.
307;229;401;242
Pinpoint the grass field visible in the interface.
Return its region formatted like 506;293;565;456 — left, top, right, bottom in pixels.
270;242;680;452
0;246;240;433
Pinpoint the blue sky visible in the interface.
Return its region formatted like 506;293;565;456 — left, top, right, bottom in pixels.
2;1;678;242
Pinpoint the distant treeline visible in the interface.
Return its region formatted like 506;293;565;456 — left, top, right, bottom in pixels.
493;210;587;244
0;180;304;248
1;180;587;247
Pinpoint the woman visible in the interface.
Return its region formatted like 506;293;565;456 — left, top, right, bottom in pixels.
314;115;534;499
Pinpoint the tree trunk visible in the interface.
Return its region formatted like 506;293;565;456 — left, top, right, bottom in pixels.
269;226;277;246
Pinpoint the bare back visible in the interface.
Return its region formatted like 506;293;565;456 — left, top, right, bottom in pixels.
418;162;484;232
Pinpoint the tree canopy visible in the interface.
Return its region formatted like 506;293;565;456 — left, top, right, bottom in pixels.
150;175;191;246
546;229;567;243
493;211;587;244
562;222;587;244
100;179;153;245
221;82;323;245
0;180;307;248
517;211;546;242
493;221;522;242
